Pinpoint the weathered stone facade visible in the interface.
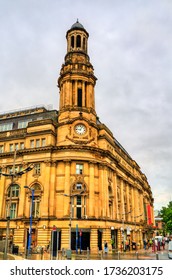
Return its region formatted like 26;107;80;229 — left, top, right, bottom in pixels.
0;21;154;253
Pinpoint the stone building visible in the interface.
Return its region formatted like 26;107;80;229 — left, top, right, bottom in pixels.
0;21;154;253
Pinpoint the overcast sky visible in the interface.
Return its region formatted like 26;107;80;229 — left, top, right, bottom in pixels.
0;0;171;210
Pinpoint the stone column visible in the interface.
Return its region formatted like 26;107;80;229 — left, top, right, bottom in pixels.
120;178;125;218
134;187;139;220
88;162;95;217
131;186;135;223
49;161;56;217
63;161;71;217
113;172;118;220
18;172;27;218
75;80;78;106
41;162;51;217
82;81;85;106
103;166;108;217
0;174;6;218
98;164;105;218
90;228;98;252
126;183;131;221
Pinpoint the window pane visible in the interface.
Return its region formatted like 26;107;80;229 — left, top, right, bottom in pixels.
20;142;24;149
36;139;40;147
8;185;20;197
30;140;34;148
10;203;16;218
41;138;46;147
76;164;83;174
76;183;82;190
18;119;32;129
34;164;41;175
0;123;13;132
9;144;14;152
77;207;81;219
77;196;81;205
0;145;4;153
32;198;40;218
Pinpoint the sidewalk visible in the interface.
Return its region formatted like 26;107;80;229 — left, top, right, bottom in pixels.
0;246;168;260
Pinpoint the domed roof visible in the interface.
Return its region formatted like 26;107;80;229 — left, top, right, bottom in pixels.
66;20;89;37
71;20;85;30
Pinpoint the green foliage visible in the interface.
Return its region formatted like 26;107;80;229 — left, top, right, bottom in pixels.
160;201;172;234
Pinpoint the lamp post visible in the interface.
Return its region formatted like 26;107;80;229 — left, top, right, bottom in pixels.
0;149;34;259
133;213;143;246
24;186;35;258
121;209;132;251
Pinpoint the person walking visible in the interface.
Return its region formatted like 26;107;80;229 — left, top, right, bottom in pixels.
104;241;108;254
143;239;147;250
162;239;165;250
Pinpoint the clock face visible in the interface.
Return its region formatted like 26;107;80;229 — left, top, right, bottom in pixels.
75;124;86;135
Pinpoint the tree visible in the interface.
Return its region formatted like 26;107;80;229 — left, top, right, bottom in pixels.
160;201;172;234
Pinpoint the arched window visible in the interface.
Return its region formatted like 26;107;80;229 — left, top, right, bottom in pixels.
71;36;74;48
77;88;82;107
83;37;86;51
6;184;20;219
76;35;81;48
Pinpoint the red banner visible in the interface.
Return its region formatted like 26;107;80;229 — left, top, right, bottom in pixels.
147;204;152;225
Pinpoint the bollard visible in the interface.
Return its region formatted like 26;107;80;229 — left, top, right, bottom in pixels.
87;247;90;260
100;251;103;260
136;251;138;260
118;251;120;260
156;252;159;260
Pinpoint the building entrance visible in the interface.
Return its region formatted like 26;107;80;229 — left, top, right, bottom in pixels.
71;231;90;251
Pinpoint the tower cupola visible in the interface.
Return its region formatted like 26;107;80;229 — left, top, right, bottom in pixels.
58;21;97;123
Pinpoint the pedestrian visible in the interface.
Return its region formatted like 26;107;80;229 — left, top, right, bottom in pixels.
104;241;108;254
143;239;147;250
162;239;165;250
154;239;158;251
125;239;129;251
149;239;153;249
111;238;114;250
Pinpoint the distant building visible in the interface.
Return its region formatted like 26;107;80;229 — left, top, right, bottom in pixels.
0;21;154;253
154;211;164;235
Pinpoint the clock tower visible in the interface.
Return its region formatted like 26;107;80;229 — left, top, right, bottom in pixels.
57;20;98;146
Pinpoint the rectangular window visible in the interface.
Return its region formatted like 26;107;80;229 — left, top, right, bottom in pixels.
76;164;83;174
77;196;82;205
11;185;19;197
77;207;81;219
9;144;14;152
0;145;4;153
18;119;32;129
41;138;46;147
76;196;82;218
34;164;41;175
0;123;13;132
32;198;40;218
36;139;40;148
10;203;17;219
7;166;13;174
30;140;34;148
20;142;24;149
15;143;19;151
